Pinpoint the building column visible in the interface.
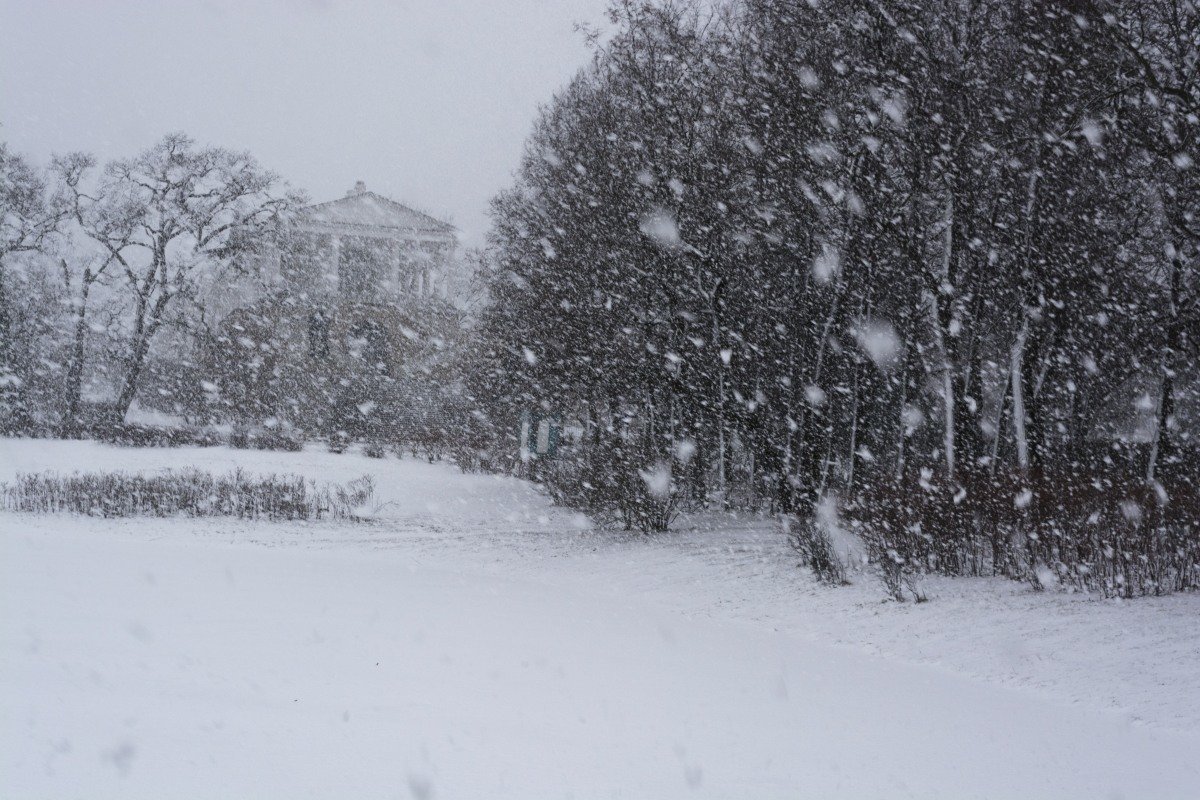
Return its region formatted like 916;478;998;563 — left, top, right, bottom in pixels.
400;241;410;299
331;235;342;294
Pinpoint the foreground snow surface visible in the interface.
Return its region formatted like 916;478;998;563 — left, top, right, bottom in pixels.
2;439;1199;799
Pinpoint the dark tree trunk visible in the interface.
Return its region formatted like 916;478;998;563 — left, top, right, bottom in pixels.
59;279;92;438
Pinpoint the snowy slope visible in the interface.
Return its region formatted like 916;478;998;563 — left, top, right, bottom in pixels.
2;438;1199;798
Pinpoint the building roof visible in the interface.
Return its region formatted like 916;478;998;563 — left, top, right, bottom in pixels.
300;182;455;237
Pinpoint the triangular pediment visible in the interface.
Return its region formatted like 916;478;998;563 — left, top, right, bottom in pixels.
301;191;454;235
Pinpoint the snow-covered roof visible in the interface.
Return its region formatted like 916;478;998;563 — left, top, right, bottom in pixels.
300;182;455;237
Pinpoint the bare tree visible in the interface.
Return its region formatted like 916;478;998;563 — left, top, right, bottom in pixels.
48;152;130;435
72;133;301;421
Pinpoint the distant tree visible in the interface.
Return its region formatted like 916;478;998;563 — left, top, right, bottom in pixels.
1;143;68;431
70;133;302;421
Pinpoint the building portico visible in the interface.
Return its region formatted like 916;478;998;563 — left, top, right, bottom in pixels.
296;181;457;300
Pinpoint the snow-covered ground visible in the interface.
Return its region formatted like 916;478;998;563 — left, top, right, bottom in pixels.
2;437;1199;798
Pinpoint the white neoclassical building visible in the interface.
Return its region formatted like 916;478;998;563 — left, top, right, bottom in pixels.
212;182;462;432
282;181;457;301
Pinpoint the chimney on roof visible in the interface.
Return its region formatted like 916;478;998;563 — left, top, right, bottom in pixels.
348;180;366;197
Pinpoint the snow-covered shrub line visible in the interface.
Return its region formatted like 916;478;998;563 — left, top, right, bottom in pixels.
847;468;1200;599
95;423;224;448
1;469;374;521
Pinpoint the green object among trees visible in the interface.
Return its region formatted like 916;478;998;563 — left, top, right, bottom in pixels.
519;410;559;459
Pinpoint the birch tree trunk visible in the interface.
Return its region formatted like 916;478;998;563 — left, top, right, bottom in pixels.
1146;248;1183;481
1010;318;1031;475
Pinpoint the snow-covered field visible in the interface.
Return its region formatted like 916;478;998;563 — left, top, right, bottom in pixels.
2;438;1198;798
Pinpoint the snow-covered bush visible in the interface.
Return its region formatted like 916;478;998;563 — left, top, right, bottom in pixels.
620;461;679;533
94;422;222;449
540;434;679;533
2;469;374;521
230;426;304;452
785;515;848;586
849;465;1200;598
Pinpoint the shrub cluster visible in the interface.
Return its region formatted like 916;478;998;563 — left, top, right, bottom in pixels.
847;464;1200;598
229;426;305;452
2;469;374;521
90;422;221;448
541;436;679;533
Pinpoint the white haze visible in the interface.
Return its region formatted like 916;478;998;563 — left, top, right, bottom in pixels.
0;0;612;246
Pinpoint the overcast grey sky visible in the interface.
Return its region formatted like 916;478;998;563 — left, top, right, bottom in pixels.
1;0;612;246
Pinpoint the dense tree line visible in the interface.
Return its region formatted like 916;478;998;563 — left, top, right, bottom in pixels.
468;0;1198;595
